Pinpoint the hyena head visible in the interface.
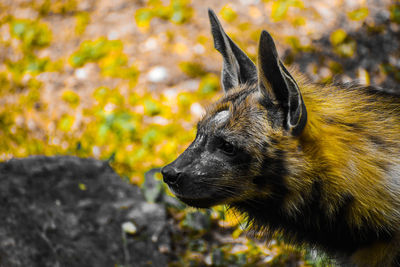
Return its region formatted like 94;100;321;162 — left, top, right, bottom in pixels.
161;10;307;208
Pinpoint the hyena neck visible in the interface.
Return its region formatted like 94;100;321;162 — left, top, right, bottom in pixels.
231;184;393;257
233;81;400;260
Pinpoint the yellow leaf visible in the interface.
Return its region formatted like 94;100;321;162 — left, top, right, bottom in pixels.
348;7;369;21
220;5;238;22
58;114;74;132
271;0;304;22
330;29;347;46
61;89;80;108
78;183;87;191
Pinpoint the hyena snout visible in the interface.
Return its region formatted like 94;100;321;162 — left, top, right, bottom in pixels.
161;164;182;185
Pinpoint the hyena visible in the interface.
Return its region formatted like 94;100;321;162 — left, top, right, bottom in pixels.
162;9;400;266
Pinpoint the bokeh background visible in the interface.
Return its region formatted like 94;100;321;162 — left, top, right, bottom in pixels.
1;0;399;265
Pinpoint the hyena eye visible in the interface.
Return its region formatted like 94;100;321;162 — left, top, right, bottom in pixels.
217;138;236;156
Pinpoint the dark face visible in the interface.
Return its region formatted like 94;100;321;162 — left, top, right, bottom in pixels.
161;88;284;208
161;107;254;208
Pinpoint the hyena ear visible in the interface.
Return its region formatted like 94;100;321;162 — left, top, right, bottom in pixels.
208;9;257;93
257;30;307;136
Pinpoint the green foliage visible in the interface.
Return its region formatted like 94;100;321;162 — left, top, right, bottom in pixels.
220;5;238;22
348;7;369;21
271;0;304;22
4;17;56;86
6;56;49;80
10;19;52;50
34;0;78;16
179;61;207;78
330;29;356;58
75;12;91;35
69;38;122;67
99;52;139;81
199;74;220;95
69;37;139;82
390;3;400;24
285;36;313;53
61;90;80;108
144;99;161;116
135;0;193;28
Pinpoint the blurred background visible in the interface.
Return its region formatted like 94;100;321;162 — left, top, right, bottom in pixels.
0;0;399;265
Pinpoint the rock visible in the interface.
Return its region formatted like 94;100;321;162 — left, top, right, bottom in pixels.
147;66;168;83
0;156;169;267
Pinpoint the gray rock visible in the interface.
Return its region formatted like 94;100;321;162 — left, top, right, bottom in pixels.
0;156;169;267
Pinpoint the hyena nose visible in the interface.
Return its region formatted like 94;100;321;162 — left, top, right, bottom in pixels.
161;165;182;185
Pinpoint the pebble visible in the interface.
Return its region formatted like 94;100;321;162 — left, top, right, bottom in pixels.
75;68;88;80
122;221;137;234
147;66;168;83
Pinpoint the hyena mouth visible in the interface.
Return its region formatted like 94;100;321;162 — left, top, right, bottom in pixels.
167;184;226;208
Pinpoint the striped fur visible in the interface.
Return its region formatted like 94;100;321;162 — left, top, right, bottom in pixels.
162;10;400;266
